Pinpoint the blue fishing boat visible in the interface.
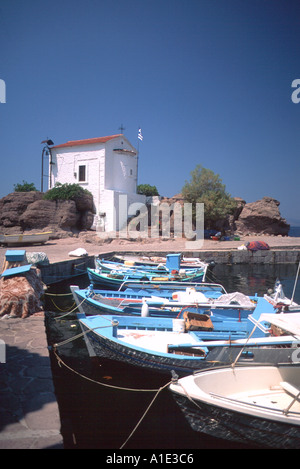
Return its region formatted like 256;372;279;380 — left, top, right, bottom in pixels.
71;283;276;324
76;311;300;377
70;282;227;317
87;253;207;289
87;266;206;289
97;253;210;275
112;253;211;269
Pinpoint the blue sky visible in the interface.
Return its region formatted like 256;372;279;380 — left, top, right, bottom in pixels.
1;0;300;224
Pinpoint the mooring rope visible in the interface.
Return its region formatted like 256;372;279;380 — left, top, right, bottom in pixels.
51;348;171;448
48;297;76;312
48;295;88;320
119;379;172;449
51;315;170;393
44;292;74;296
52;348;169;394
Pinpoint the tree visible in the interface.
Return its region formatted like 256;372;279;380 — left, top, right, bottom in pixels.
182;165;237;229
137;184;159;196
14;180;37;192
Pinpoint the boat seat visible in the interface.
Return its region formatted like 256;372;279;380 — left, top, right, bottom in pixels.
280;381;300;398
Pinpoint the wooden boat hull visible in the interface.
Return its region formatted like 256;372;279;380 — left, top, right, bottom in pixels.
0;231;52;246
170;364;300;448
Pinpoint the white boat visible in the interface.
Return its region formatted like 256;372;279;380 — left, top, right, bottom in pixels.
264;279;299;311
170;363;300;449
0;231;52;246
169;312;300;448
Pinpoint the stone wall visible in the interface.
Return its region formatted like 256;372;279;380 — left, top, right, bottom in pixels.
185;249;300;264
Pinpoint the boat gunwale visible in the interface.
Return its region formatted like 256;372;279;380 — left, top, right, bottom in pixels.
170;364;300;425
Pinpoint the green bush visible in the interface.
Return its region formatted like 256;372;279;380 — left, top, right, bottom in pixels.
137;184;159;196
14;180;37;192
182;165;237;229
43;182;92;201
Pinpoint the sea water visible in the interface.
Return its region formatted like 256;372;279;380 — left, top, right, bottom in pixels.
45;263;300;450
289;226;300;237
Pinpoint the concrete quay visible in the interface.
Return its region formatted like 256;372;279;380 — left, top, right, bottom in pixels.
1;233;300;267
0;313;63;449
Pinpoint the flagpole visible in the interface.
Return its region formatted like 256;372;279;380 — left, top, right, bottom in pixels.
137;127;143;191
136;138;139;191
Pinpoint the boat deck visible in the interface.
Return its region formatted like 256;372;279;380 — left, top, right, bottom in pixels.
218;382;300;413
117;329;202;354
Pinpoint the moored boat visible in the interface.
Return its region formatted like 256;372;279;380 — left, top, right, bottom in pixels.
87;265;206;289
76;312;300;378
71;283;276;326
70;282;227;317
0;231;52;246
112;253;211;269
169;362;300;449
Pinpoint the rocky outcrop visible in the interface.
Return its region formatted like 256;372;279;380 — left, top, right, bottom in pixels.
143;195;289;237
0;192;43;231
0;191;94;237
0;191;290;238
234;197;290;236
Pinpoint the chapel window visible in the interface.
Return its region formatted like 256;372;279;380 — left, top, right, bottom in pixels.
78;165;86;182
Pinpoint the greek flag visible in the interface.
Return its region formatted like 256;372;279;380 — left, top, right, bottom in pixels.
138;128;143;141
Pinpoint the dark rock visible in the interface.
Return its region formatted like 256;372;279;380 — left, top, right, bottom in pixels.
232;197;246;220
79;210;94;230
19;199;58;230
55;200;80;229
73;192;94;212
0;191;95;237
234;196;290;236
0;192;43;229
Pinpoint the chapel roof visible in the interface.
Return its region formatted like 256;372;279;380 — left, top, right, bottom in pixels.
52;134;122;149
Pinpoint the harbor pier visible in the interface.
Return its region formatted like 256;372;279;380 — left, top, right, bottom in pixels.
0;314;63;449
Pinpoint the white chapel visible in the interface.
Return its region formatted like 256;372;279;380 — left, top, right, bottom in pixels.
49;134;146;232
